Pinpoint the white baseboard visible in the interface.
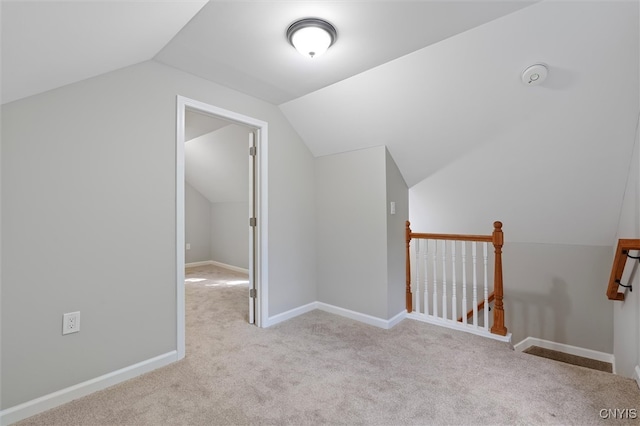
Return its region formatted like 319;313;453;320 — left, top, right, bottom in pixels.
514;337;615;372
185;260;249;275
387;310;407;328
209;261;249;274
185;260;213;268
264;302;318;327
264;301;406;330
0;351;178;426
635;365;640;389
406;312;512;343
316;302;405;330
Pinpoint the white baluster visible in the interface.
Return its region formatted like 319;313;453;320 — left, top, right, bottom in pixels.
415;239;421;315
441;240;447;321
461;241;467;325
423;239;429;316
483;242;489;330
472;242;478;327
451;241;457;323
432;240;438;318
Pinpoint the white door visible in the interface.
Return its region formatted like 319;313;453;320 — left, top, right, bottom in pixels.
248;131;256;324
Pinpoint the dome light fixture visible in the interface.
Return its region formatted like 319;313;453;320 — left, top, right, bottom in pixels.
286;18;337;59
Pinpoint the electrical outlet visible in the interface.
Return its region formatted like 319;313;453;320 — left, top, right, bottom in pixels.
62;311;80;335
186;243;191;250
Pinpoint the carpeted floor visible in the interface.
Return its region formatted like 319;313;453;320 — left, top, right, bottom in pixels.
15;264;640;425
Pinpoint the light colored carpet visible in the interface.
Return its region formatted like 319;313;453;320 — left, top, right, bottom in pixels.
15;264;640;425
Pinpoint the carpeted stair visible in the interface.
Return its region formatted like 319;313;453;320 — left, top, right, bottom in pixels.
523;346;613;373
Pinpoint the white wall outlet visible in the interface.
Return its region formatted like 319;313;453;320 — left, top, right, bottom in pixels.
62;311;80;335
390;201;396;215
186;243;191;250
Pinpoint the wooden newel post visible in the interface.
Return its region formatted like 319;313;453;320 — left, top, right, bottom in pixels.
490;221;507;336
405;221;413;313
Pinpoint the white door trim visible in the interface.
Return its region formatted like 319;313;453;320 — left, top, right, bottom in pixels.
176;95;269;360
248;130;256;325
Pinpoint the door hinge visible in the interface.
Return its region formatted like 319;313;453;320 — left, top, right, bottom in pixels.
249;217;257;227
249;146;257;156
249;288;257;298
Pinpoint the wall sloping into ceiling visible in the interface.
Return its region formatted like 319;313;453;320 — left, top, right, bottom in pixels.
281;0;639;247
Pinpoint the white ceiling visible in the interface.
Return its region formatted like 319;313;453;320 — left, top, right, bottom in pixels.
185;123;249;204
184;110;249;204
154;0;538;105
185;109;230;142
0;0;207;104
2;0;639;245
1;1;537;106
280;0;640;187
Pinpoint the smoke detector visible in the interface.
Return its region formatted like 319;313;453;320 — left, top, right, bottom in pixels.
521;64;548;86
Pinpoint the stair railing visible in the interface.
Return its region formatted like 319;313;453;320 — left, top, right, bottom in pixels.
606;239;640;301
405;221;507;339
458;292;495;323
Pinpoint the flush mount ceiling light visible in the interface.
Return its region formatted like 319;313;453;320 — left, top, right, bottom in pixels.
287;18;337;59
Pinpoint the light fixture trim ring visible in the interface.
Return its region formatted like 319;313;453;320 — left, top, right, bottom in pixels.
286;17;338;50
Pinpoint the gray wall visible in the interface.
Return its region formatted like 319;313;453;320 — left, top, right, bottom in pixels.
185;183;212;263
316;147;388;318
503;242;613;352
0;60;317;409
613;130;640;378
316;146;408;320
211;202;249;270
409;164;616;354
184;191;249;269
385;149;409;318
185;123;250;270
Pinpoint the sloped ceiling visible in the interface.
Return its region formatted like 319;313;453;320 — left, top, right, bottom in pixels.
0;0;207;104
184;123;249;204
2;1;638;246
185;110;230;142
281;0;639;187
155;0;537;104
281;0;639;245
2;1;537;106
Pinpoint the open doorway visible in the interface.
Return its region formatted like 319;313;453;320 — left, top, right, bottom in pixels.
175;96;268;360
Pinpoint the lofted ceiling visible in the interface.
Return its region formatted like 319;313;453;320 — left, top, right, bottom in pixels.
2;0;639;245
2;1;537;106
184;111;250;205
0;0;208;104
184;122;249;204
154;0;538;104
185;109;230;142
280;0;640;187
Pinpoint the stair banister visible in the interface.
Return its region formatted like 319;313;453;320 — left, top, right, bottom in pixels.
405;220;507;337
405;221;413;313
607;239;640;301
490;221;507;336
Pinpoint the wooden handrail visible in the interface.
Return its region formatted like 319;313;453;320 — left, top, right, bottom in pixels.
406;221;507;336
409;232;493;242
606;239;640;301
458;292;495;322
405;221;413;313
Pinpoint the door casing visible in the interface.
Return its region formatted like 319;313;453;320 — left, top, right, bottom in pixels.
176;95;268;359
